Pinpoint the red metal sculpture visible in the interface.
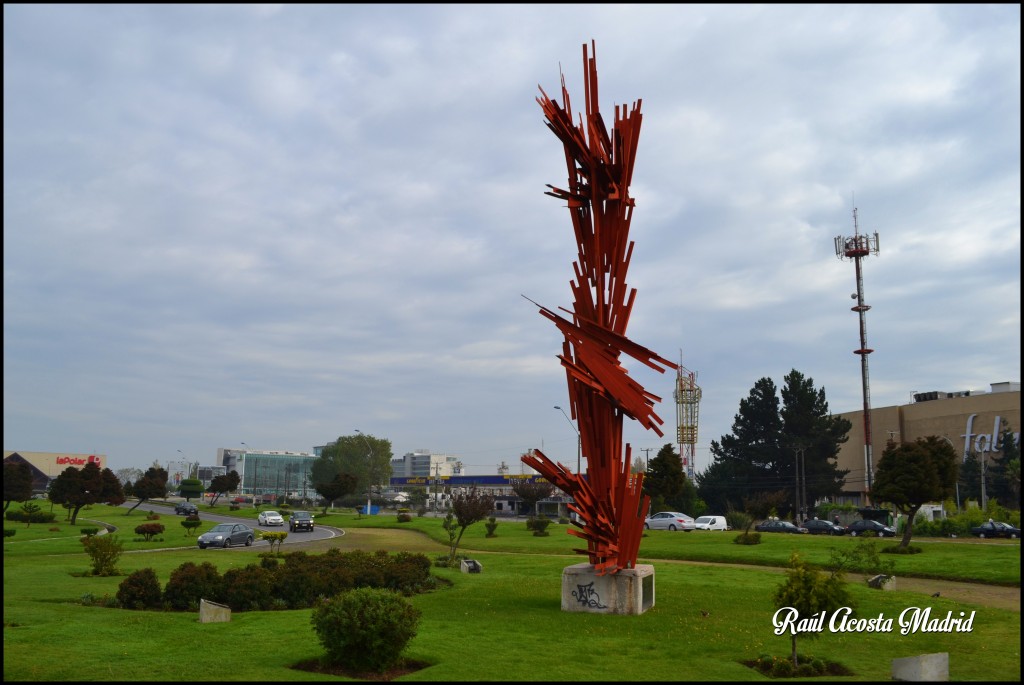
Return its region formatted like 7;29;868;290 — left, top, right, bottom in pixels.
523;42;677;576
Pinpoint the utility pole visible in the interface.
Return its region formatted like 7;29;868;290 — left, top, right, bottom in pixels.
640;447;653;473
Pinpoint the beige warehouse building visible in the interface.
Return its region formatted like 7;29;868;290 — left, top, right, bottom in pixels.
834;381;1020;506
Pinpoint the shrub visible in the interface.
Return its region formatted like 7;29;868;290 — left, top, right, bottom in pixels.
117;568;163;610
311;588;421;673
733;532;761;545
558;516;570;525
145;511;160;521
5;529;15;538
133;522;165;541
484;516;498;537
397;512;413;523
229;504;240;511
80;527;100;537
770;659;794;677
81;534;124;576
221;565;275;611
531;518;552;536
49;526;61;532
416;506;427;517
163;561;223;610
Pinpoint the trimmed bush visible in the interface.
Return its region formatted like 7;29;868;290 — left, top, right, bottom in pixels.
4;529;15;538
80;527;100;537
882;544;923;554
163;561;223;611
311;588;421;673
181;514;202;537
221;565;275;611
484;516;498;537
531;517;552;536
733;532;761;545
133;522;165;541
117;568;163;610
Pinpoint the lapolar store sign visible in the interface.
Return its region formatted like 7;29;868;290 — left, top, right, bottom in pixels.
962;415;1020;458
54;455;102;467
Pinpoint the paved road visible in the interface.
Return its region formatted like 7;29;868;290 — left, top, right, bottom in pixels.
113;500;340;549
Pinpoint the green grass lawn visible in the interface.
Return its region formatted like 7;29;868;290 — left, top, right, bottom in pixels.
3;504;1020;681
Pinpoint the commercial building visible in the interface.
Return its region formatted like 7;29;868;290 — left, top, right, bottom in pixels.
834;381;1020;506
390;449;463;478
219;447;315;499
2;451;107;492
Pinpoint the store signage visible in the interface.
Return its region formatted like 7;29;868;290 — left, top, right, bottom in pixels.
54;455;101;466
962;414;1020;456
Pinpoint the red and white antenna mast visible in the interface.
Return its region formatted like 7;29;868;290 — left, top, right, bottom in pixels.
674;351;701;480
834;206;880;501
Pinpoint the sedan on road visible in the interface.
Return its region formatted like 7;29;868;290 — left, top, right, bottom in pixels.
802;519;846;536
643;512;695;531
257;510;285;526
970;521;1021;539
755;520;808;534
197;523;255;549
845;519;897;537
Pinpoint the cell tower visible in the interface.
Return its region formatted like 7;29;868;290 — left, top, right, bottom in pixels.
674;354;701;480
834;207;880;498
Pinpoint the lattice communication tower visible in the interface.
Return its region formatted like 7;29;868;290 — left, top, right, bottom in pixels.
674;357;701;480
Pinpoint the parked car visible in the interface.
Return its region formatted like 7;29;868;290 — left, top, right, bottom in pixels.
174;502;198;516
754;520;808;534
970;520;1021;539
197;523;255;549
289;510;315;532
257;510;285;527
845;519;896;537
802;519;846;536
643;512;695;531
693;515;730;531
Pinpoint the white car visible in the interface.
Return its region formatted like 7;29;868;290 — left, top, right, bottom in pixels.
643;511;695;531
693;515;730;531
257;510;285;526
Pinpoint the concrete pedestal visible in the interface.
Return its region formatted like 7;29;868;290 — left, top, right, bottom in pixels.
561;563;655;615
199;598;231;623
892;652;949;681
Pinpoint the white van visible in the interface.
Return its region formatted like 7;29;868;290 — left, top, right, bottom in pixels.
693;515;730;531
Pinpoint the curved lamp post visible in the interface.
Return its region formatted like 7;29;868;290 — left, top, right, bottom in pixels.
554;406;581;476
355;429;374;516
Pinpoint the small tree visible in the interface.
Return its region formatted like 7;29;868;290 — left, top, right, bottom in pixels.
444;487;495;566
871;436;958;548
773;551;852;667
177;478;204;502
511;479;554;517
3;461;34;512
206;471;241;507
181;514;202;537
48;462;125;525
260;531;287;554
125;467;168;515
18;502;42;528
314;472;358;515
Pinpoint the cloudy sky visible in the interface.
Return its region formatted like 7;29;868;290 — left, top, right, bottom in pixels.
4;4;1020;477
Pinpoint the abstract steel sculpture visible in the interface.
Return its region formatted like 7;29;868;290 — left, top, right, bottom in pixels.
523;42;677;576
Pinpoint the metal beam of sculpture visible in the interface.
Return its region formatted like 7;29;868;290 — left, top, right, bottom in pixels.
523;42;677;576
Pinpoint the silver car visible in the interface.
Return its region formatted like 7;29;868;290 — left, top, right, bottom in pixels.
197;523;255;549
643;511;696;531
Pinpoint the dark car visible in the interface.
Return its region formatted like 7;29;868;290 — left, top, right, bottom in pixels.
197;523;255;549
845;519;896;537
174;502;198;516
970;521;1020;539
802;519;846;536
289;510;315;532
754;520;808;534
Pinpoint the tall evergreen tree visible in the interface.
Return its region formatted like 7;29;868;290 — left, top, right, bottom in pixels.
697;370;850;517
644;443;705;516
987;419;1021;510
959;452;983;504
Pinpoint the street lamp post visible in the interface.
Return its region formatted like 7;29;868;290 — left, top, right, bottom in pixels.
940;435;963;512
554;406;581;475
355;429;374;516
